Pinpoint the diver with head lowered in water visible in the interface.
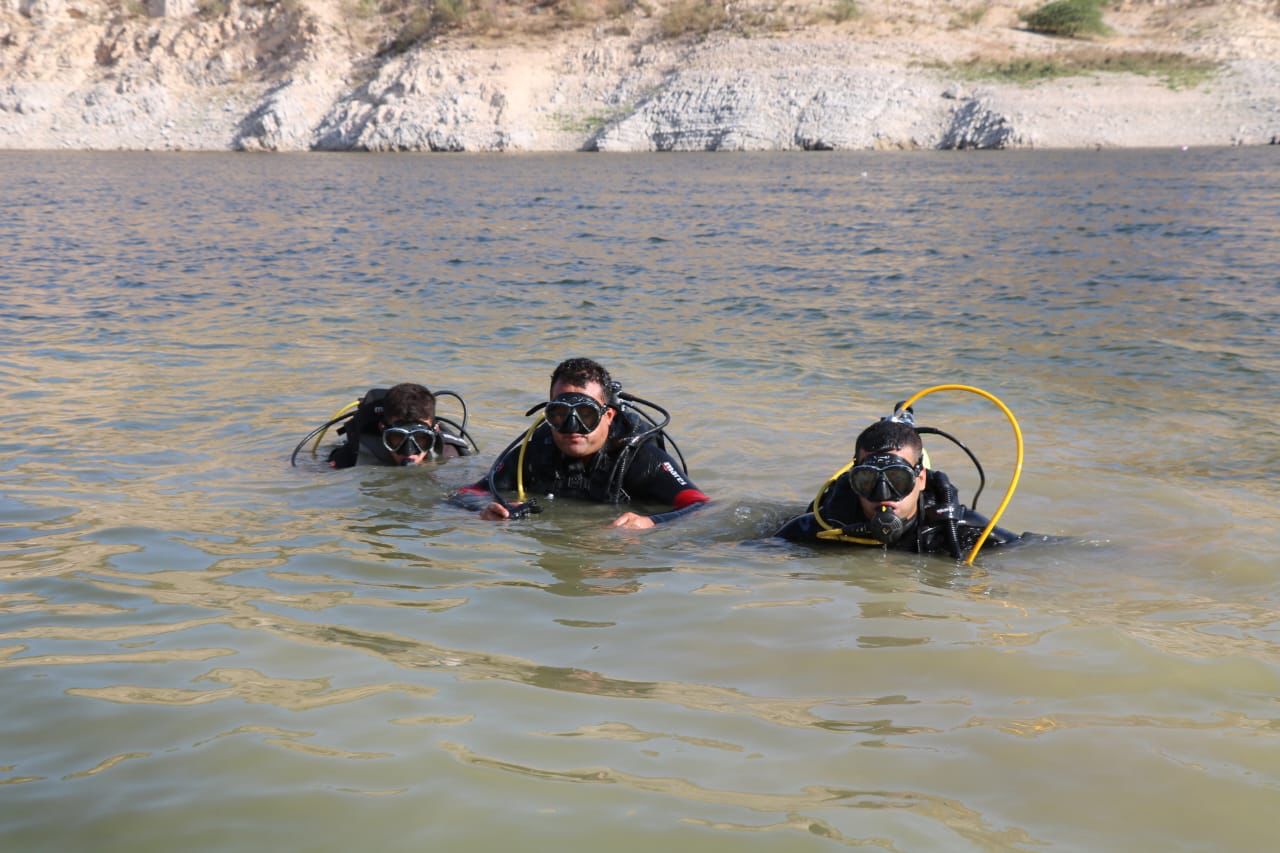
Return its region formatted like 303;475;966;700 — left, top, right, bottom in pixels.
451;358;710;529
775;417;1026;557
291;382;477;469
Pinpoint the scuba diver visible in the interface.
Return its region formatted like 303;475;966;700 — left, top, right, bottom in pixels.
451;358;710;529
775;416;1027;557
291;382;477;468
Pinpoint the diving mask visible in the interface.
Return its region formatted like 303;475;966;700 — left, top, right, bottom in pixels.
544;393;608;435
848;453;923;502
382;423;435;457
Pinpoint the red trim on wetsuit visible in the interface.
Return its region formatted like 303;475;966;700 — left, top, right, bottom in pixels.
450;483;498;513
672;488;710;510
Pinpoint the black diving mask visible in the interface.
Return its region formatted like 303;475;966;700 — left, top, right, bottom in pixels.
848;453;923;502
544;393;607;435
382;423;435;456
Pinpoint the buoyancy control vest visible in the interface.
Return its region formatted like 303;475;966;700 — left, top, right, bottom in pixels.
517;408;671;503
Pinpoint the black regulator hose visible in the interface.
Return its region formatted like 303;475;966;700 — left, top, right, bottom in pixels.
927;469;964;560
915;425;986;511
290;411;356;467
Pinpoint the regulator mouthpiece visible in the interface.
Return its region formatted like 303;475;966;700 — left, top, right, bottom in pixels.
872;506;905;545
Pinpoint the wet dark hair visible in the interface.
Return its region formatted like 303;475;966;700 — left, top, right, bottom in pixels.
549;358;613;400
381;383;436;425
855;420;922;460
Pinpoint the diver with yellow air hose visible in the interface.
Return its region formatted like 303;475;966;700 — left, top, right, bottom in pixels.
290;383;478;469
450;358;710;530
775;385;1038;563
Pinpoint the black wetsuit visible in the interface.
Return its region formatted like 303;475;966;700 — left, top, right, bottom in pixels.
775;469;1023;555
454;419;709;523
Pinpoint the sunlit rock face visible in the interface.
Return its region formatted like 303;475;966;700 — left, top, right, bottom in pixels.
1;0;1278;151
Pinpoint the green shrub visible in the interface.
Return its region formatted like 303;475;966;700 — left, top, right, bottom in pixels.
557;0;598;24
949;3;988;29
829;0;859;23
431;0;469;29
386;0;474;53
1021;0;1108;38
390;4;433;52
659;0;728;39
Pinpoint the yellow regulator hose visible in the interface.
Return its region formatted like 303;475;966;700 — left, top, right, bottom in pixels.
516;415;546;503
311;400;361;456
896;385;1024;565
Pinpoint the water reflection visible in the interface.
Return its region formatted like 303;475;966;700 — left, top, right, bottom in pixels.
441;741;1042;849
2;149;1278;851
68;668;436;711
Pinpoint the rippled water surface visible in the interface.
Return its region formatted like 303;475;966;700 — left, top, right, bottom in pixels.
2;149;1278;851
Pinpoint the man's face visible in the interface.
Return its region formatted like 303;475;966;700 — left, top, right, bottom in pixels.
382;420;434;466
548;379;615;459
855;446;926;521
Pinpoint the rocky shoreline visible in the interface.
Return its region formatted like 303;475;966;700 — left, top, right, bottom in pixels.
2;0;1277;152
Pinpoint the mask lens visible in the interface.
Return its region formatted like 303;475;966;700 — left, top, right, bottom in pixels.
544;402;572;431
570;403;602;431
383;430;408;452
849;468;880;498
883;467;916;496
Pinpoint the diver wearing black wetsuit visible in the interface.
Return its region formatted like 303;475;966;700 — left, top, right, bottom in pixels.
327;384;472;469
453;413;709;524
775;418;1025;558
452;357;709;527
775;470;1022;555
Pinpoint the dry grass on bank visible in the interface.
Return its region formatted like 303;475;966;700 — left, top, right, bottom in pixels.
347;0;880;53
942;47;1220;88
241;0;1267;76
326;0;1266;55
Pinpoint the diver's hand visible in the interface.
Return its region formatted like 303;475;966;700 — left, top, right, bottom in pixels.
610;512;655;530
479;502;511;521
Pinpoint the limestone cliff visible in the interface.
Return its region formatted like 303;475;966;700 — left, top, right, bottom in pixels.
1;0;1277;151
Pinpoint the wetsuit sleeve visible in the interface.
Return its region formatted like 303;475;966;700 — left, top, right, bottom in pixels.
328;443;358;469
449;440;520;512
774;512;822;541
775;480;868;542
622;442;710;524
